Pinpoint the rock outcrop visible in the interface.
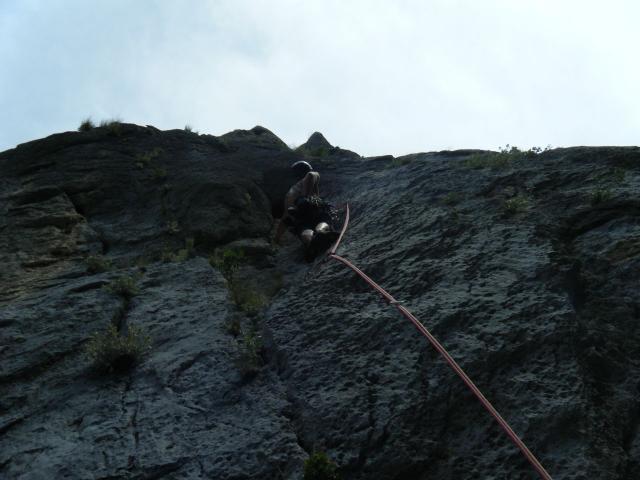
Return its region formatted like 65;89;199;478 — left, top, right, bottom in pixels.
296;131;360;161
1;126;640;479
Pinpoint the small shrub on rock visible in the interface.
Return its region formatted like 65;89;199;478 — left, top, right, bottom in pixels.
151;166;167;180
161;238;195;262
232;284;268;316
442;191;462;206
166;220;181;234
78;118;95;132
464;145;544;170
303;452;341;480
209;247;245;280
175;237;195;261
161;248;177;263
86;324;150;374
503;195;529;215
105;275;139;299
236;330;264;377
225;315;242;336
464;151;511;169
590;188;612;205
99;119;123;136
310;147;329;157
135;147;163;168
86;255;112;273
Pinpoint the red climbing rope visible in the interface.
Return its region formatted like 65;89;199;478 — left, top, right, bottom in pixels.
327;204;553;480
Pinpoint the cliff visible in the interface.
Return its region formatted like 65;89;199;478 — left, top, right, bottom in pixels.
1;123;639;479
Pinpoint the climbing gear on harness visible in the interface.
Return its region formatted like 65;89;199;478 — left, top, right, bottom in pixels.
285;195;339;261
327;204;553;480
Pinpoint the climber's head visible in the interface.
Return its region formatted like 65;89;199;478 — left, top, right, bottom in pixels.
291;160;313;180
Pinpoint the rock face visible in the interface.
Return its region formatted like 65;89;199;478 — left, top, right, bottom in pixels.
1;126;640;479
300;132;332;151
297;132;361;161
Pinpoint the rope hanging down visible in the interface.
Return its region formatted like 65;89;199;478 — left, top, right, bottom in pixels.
327;204;552;480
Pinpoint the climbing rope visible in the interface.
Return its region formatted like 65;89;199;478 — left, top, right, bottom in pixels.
327;204;553;480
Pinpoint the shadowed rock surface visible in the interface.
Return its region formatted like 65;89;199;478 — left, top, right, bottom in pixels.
1;124;639;479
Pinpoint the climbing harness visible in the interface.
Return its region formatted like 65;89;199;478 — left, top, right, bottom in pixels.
327;204;553;480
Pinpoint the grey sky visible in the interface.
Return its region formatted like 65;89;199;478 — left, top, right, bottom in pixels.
1;0;638;156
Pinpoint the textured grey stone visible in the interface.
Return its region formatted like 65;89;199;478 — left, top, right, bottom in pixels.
1;128;640;479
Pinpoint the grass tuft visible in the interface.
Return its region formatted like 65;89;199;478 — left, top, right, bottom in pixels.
161;237;195;262
590;188;612;205
442;191;462;206
86;324;150;374
104;275;139;299
166;220;181;235
503;195;530;215
232;284;268;316
303;451;341;480
86;255;112;274
151;166;168;180
225;315;242;336
135;147;163;168
209;247;246;280
236;330;264;377
99;119;123;136
78;118;95;132
464;145;547;170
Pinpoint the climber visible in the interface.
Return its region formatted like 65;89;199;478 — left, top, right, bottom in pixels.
274;160;320;244
274;161;339;259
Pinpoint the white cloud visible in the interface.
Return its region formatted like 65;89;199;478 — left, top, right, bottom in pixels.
1;0;638;156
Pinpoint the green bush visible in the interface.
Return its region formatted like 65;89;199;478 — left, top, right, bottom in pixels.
590;188;612;205
161;238;195;262
442;191;462;206
166;220;181;235
464;152;511;169
86;255;112;273
464;145;544;170
160;249;175;263
236;330;263;377
503;195;529;215
210;248;269;315
449;207;462;223
99;119;123;136
232;284;268;316
104;275;139;299
225;315;242;336
175;237;195;261
78;118;95;132
310;147;329;157
304;452;341;480
135;147;163;168
151;166;167;180
86;324;150;373
209;247;245;280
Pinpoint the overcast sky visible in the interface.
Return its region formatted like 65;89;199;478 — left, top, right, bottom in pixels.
1;0;639;157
